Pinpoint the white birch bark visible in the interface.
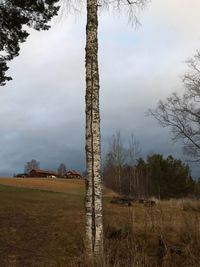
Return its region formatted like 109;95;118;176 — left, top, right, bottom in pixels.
85;0;103;257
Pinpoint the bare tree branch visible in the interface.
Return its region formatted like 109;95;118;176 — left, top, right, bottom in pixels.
148;51;200;161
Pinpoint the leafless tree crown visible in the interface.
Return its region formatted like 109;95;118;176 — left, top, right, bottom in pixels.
149;51;200;161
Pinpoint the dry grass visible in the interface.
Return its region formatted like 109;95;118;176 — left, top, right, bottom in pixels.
0;177;85;194
0;178;199;267
0;177;116;197
102;198;200;267
167;198;200;212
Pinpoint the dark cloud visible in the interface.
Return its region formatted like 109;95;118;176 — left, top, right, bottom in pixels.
1;1;200;177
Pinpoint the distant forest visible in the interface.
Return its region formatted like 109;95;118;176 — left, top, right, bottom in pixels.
103;132;199;199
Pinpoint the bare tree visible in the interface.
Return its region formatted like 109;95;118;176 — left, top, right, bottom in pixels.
84;0;103;256
84;0;148;256
149;51;200;162
103;132;141;196
58;163;67;177
24;159;40;174
108;131;127;194
127;133;141;195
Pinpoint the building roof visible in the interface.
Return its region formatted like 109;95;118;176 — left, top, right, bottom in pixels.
66;170;81;176
30;169;57;176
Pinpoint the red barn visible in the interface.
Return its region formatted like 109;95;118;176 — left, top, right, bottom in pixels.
29;169;58;178
65;170;82;179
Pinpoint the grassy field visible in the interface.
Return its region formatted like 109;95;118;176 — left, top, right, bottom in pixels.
0;178;199;267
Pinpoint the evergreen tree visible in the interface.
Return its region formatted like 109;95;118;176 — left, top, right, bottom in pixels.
0;0;59;85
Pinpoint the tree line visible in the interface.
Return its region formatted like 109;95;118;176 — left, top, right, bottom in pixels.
103;132;196;199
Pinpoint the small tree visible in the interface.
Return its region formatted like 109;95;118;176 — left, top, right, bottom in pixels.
24;159;40;174
108;131;127;194
103;132;141;195
127;133;141;196
57;163;66;177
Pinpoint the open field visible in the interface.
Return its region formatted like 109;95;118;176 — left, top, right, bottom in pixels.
0;178;85;194
0;178;199;266
0;178;117;197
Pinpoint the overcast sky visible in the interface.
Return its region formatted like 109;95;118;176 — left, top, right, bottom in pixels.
1;0;200;176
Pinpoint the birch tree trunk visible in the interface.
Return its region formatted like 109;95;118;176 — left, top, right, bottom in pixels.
85;0;103;257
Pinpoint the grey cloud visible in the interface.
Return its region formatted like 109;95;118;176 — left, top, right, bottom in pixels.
1;1;200;177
